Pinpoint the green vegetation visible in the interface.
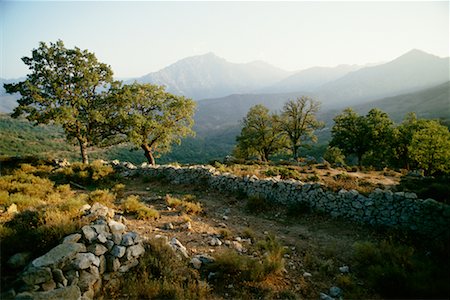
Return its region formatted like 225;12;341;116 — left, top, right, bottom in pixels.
235;96;323;161
122;195;160;220
107;238;210;299
165;194;203;215
110;83;196;165
5;40;118;164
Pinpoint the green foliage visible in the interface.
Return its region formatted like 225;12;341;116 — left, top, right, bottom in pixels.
122;195;160;220
398;175;450;204
111;83;196;165
165;194;203;215
408;120;450;175
323;146;345;165
111;238;210;299
265;166;302;180
235;104;286;161
246;194;271;213
51;160;115;186
4;40;119;164
352;239;450;298
279;96;324;160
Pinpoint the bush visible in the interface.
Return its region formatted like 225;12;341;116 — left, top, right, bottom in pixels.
88;189;116;206
51;160;115;186
122;195;159;220
165;194;202;215
323;146;345;166
107;238;210;299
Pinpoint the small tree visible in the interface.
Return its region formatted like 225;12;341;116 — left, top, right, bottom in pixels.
235;105;285;161
114;83;195;165
4;40;117;164
408;120;450;176
279;96;324;160
330;108;369;166
323;146;345;166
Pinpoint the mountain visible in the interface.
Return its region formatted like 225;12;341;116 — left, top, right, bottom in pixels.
0;77;24;113
315;49;450;107
133;53;291;100
353;81;450;122
261;64;362;93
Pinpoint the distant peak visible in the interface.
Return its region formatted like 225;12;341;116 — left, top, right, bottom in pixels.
395;49;439;61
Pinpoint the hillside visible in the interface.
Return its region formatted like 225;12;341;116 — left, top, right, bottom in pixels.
353;81;450;122
133;53;291;100
315;49;449;107
261;64;362;93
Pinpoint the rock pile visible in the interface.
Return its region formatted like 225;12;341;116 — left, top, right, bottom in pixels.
13;203;145;300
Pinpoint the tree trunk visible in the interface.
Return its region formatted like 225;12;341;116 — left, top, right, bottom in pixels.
78;138;89;164
293;145;299;161
141;144;156;165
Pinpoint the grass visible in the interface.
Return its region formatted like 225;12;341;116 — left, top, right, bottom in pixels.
165;194;203;215
105;238;210;300
122;195;160;220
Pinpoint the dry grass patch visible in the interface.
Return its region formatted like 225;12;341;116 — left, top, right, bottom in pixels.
165;194;203;215
122;195;159;220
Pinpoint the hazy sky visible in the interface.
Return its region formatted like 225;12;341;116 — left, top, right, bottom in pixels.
1;1;449;79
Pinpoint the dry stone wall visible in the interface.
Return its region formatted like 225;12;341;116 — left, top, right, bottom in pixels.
118;162;449;238
13;203;145;300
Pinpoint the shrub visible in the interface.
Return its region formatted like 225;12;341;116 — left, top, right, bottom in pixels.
323;146;345;166
122;195;159;220
88;189;116;206
165;194;202;215
107;238;210;299
51;160;115;186
246;194;271;214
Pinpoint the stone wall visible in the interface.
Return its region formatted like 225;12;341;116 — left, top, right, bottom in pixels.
120;163;449;238
13;203;145;300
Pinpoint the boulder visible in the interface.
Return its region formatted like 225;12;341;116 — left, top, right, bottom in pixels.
32;243;86;268
7;252;31;269
125;244;145;260
15;285;81;300
21;267;52;285
62;234;82;244
72;253;100;269
108;220;126;234
87;244;108;256
169;238;189;258
81;226;97;243
111;245;126;258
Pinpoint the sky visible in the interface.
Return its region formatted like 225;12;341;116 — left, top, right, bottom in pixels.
1;1;449;79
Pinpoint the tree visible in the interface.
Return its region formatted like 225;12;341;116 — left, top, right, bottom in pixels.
114;83;195;165
408;120;450;176
4;40;117;164
235;105;285;161
363;108;395;167
330;108;368;166
279;96;324;160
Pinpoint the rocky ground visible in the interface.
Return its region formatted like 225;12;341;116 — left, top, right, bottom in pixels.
112;176;384;299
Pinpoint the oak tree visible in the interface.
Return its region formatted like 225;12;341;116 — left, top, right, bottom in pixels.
4;40;117;164
114;83;195;165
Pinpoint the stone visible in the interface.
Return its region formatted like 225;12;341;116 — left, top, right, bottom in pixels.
98;255;107;275
7;203;18;214
41;279;56;291
209;237;222;246
339;265;349;273
15;285;81;300
195;254;215;265
96;233;107;243
62;233;82;244
105;240;115;251
81;288;95;300
329;286;342;297
169;237;189;258
7;252;31;269
52;269;68;286
65;270;79;286
73;253;100;269
190;257;202;269
112;233;123;244
232;241;244;252
118;259;139;273
303;272;312;278
87;244;108;256
108;220;126;234
91;224;110;235
107;255;121;272
181;221;192;231
164;222;174;230
121;232;137;246
79;204;91;214
32;243;86;268
111;245;126;258
126;244;145;260
78;270;97;292
319;292;334;300
81;226;97;243
22;267;52;285
90;202;114;219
